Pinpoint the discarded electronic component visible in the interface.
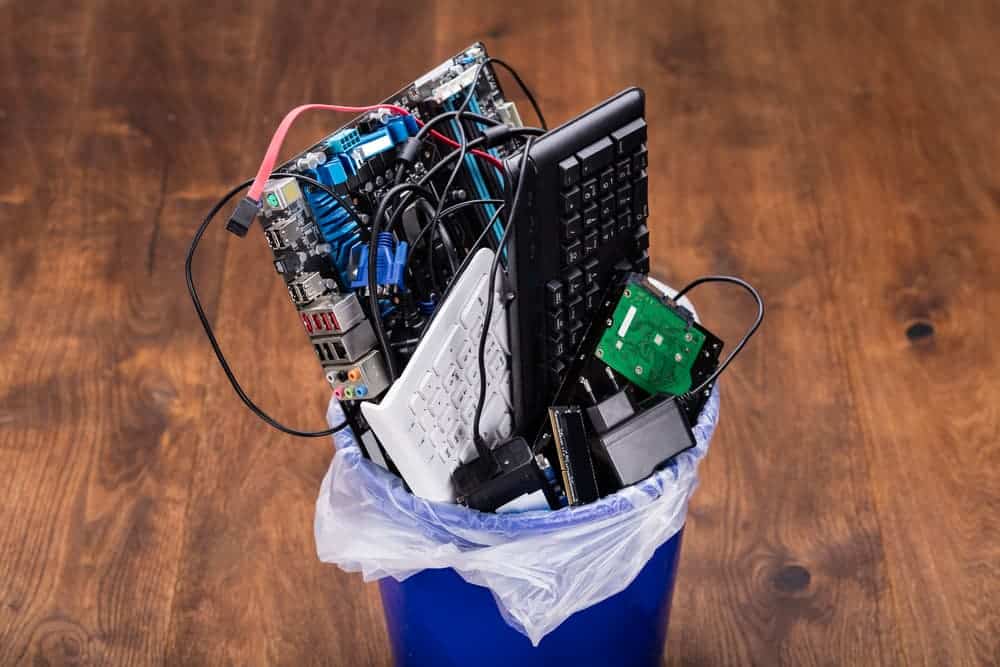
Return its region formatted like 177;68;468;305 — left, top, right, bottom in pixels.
261;176;306;214
595;280;722;396
585;389;635;434
548;406;599;506
263;210;308;250
312;320;377;364
360;249;514;502
299;293;366;336
324;349;391;400
286;272;327;305
591;397;695;487
349;232;407;291
496;101;523;129
505;88;650;438
453;437;558;513
250;43;521;411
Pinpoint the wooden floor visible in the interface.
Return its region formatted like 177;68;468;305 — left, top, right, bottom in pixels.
2;1;998;664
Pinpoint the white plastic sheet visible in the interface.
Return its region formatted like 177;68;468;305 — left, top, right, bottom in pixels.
314;286;720;645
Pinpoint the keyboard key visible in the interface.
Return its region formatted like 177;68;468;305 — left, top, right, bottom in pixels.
582;205;599;231
634;223;650;250
600;221;616;244
576;137;614;178
561;186;581;216
615;158;632;182
582;257;600;285
632;171;648;211
562;213;582;241
582;230;598;256
565;267;584;293
548;359;568;383
566;321;585;349
563;240;582;266
632;145;648;171
548;309;566;334
616;184;632;210
633;248;650;273
558;156;580;188
599;194;615;220
584;284;602;311
617;211;632;233
599;168;615;195
545;280;564;308
611;118;647;155
408;391;427;417
417;374;436;400
547;334;567;358
581;178;598;205
566;297;583;322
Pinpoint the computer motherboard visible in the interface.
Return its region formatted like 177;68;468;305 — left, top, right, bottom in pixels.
254;44;524;409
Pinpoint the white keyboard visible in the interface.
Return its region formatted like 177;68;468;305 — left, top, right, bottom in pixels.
361;248;514;502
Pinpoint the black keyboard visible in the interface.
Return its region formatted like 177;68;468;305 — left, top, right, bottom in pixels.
506;88;651;436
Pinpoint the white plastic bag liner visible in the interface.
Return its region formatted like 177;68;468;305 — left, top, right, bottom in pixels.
315;285;720;646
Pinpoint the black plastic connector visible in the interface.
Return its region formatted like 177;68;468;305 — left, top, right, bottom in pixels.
226;197;260;237
481;125;513;148
397;137;423;167
453;437;557;512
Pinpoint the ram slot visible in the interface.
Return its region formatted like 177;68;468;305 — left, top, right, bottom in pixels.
442;98;504;254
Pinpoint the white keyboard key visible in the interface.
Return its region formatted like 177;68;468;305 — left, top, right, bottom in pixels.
417;374;436;401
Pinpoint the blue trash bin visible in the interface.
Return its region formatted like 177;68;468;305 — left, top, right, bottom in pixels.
379;528;685;666
317;312;718;665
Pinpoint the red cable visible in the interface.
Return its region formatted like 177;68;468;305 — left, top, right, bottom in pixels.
248;103;503;201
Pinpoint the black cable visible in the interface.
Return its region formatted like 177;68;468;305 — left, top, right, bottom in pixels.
674;275;764;399
366;182;440;381
406;125;542;265
460;57;548;131
185;179;350;437
471;136;535;457
410;198;505;251
412;110;501;143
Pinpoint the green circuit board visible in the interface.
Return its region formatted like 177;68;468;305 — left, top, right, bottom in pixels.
595;282;706;395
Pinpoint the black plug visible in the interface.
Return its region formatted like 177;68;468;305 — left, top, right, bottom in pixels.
481;125;514;148
453;437;555;512
226;197;260;237
397;137;423;167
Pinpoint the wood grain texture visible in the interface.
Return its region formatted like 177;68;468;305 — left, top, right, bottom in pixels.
0;1;998;664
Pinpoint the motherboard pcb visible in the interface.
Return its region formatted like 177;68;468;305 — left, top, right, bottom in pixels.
255;43;524;404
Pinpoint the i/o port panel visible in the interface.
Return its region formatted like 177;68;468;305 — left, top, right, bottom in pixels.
325;349;390;400
311;320;377;364
299;293;365;336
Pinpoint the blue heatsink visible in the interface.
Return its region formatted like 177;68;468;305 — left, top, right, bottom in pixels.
304;188;362;286
304;113;419;283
